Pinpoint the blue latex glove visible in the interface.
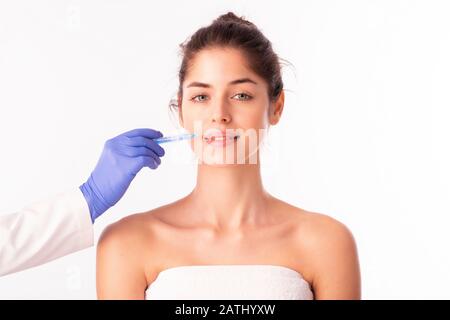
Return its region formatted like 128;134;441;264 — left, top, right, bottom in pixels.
79;128;165;223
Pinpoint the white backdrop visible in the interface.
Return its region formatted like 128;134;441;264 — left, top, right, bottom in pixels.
1;0;449;299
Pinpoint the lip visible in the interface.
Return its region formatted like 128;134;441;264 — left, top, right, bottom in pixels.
202;129;241;147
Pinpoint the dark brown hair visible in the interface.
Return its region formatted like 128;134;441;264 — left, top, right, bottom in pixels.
170;12;288;115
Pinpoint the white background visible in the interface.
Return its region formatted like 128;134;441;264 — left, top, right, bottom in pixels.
1;0;449;299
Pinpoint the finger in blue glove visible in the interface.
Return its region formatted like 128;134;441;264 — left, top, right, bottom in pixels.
80;128;165;222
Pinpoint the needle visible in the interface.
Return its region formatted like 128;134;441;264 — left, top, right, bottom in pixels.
153;133;197;144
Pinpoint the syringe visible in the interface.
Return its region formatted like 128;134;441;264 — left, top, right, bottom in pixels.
153;133;197;144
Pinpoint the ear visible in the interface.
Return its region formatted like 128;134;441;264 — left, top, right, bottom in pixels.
177;93;184;127
268;90;285;125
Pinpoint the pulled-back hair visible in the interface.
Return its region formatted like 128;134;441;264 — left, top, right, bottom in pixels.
170;12;287;114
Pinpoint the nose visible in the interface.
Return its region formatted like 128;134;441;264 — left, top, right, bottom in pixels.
211;99;231;124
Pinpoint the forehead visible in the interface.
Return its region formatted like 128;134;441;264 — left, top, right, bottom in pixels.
183;47;262;86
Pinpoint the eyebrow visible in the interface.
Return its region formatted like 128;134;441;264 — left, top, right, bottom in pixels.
186;77;258;88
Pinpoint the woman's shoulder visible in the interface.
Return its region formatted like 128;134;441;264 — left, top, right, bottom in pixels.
271;197;356;254
270;197;358;286
97;198;189;259
275;198;359;286
96;214;151;260
98;204;176;243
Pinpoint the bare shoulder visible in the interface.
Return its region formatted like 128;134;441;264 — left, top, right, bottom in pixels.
96;205;180;284
294;209;356;250
269;198;355;247
97;213;150;266
283;204;358;264
97;205;176;250
299;215;360;298
270;198;354;237
271;199;360;298
96;210;174;299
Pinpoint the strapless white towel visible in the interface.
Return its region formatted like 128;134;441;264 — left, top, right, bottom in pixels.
145;265;314;300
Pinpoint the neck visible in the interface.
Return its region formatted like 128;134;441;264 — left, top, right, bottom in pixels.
188;161;270;231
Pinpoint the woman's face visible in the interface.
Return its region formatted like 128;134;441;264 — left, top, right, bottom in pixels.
179;47;283;166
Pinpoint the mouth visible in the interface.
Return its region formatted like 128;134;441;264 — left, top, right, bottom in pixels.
203;133;241;146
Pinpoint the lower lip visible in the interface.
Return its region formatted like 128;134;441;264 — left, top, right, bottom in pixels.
204;136;240;147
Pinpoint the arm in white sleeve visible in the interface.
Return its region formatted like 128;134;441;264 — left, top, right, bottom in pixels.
0;188;94;276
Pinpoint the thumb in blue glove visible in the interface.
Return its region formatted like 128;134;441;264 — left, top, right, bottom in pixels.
80;128;165;223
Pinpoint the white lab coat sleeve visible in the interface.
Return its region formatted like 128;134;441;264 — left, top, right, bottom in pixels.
0;188;94;276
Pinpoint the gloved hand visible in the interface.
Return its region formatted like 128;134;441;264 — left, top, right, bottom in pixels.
79;128;165;223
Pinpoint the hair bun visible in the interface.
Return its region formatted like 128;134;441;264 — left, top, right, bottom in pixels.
215;12;253;26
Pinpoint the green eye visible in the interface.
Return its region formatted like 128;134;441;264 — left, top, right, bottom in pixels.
191;93;253;103
191;95;208;103
233;93;253;100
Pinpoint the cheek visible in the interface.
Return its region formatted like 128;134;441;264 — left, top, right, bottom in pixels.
236;104;270;130
180;105;201;131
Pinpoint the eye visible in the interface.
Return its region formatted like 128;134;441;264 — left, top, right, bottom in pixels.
190;94;209;103
232;93;253;101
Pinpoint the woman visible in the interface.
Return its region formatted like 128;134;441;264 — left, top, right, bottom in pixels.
96;12;361;300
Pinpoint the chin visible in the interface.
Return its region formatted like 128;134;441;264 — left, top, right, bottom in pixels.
198;154;255;166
